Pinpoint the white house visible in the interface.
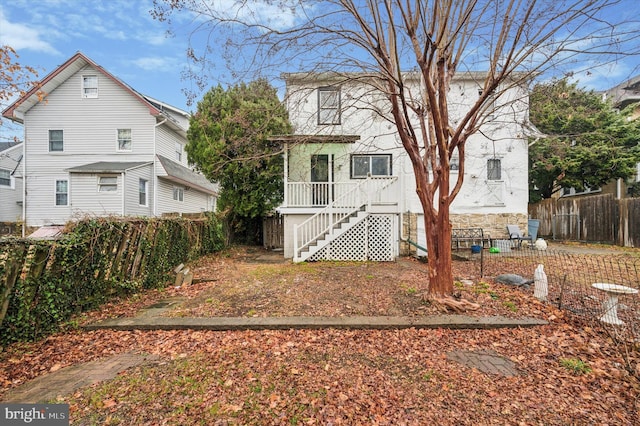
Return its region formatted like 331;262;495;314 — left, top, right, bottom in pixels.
276;72;530;262
2;53;217;230
0;142;23;223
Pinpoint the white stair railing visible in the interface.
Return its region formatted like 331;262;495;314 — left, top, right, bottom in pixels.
293;176;397;262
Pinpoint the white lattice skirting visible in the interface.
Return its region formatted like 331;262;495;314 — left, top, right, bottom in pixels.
309;214;395;262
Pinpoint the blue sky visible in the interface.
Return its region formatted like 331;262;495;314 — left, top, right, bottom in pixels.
1;0;640;142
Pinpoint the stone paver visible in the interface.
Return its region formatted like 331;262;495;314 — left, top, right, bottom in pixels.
2;352;159;403
446;349;520;376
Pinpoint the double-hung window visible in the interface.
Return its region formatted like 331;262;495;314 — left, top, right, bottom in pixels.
175;142;183;162
49;130;64;152
55;180;68;206
98;176;118;192
351;154;392;178
117;129;132;151
0;168;11;187
318;86;341;125
82;75;98;98
139;179;148;206
173;186;184;202
487;158;502;180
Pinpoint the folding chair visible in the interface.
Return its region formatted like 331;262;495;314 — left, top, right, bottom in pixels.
507;224;533;248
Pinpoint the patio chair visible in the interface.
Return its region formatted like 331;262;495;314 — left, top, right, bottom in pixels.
507;224;533;248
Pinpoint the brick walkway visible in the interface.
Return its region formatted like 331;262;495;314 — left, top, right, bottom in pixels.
2;352;159;403
446;349;519;376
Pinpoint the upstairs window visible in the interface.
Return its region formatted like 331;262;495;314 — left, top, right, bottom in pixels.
49;130;64;152
82;75;98;98
318;86;341;125
117;129;132;151
351;154;392;178
0;168;11;187
175;142;183;162
55;180;68;206
98;176;118;192
487;158;502;180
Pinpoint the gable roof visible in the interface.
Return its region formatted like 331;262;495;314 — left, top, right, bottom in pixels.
156;155;218;195
1;52;189;133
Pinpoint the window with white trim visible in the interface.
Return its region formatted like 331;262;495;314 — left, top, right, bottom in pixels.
0;168;11;187
351;154;392;178
55;180;68;206
175;142;183;162
487;158;502;180
173;186;184;201
117;129;132;151
82;75;98;98
98;176;118;192
49;130;63;152
139;179;148;206
318;86;341;125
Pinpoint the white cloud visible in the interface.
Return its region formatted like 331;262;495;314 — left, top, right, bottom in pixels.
0;10;59;53
133;56;180;71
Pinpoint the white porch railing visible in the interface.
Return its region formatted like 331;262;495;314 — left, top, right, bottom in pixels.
293;176;397;262
286;182;356;207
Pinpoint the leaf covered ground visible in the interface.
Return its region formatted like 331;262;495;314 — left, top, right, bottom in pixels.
1;246;639;425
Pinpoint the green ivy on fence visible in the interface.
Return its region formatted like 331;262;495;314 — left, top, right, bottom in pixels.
0;215;224;344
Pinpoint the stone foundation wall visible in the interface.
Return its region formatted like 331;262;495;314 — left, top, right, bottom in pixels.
400;213;529;256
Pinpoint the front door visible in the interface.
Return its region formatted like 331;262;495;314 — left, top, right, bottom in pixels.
311;154;332;205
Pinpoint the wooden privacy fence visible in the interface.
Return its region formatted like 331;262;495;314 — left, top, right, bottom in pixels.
528;194;640;247
0;216;223;343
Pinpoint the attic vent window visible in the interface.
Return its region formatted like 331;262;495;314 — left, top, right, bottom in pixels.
82;75;98;98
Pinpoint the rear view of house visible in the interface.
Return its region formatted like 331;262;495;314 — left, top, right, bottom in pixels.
2;53;217;230
276;72;531;262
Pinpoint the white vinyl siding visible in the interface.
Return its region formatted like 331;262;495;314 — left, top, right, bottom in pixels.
0;144;23;221
69;173;121;217
124;165;153;216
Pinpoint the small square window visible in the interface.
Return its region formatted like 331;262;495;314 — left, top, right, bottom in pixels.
98;176;118;192
139;179;148;206
173;186;184;202
55;180;68;206
117;129;132;151
49;130;63;152
318;87;340;125
487;158;501;180
0;169;11;187
82;75;98;98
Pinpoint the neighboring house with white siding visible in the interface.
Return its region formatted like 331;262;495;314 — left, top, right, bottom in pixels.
2;52;217;229
276;72;530;262
0;142;23;222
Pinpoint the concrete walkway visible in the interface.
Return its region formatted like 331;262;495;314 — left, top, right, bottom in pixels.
83;314;547;331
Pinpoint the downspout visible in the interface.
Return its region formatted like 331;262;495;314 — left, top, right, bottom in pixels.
121;171;126;216
153;118;168;217
22;131;27;237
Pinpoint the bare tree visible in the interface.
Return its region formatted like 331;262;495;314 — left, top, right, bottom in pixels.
0;45;43;143
152;0;639;307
